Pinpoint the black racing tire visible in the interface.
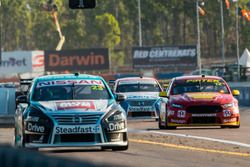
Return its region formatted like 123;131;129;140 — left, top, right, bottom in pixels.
159;109;177;130
14;117;25;149
221;124;240;129
158;116;166;129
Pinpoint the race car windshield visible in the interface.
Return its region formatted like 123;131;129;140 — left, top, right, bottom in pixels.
32;84;111;101
171;79;229;95
116;83;161;93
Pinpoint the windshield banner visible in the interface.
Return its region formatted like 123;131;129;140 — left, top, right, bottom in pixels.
132;45;197;69
44;48;109;72
36;80;104;88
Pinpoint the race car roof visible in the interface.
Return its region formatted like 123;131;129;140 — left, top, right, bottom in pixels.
175;75;223;81
116;77;157;82
35;74;104;82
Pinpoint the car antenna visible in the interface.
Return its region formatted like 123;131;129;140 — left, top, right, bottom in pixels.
74;72;80;77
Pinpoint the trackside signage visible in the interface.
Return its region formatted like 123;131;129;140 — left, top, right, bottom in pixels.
132;45;197;69
0;51;33;74
44;49;109;72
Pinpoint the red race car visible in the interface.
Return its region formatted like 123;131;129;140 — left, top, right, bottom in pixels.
158;75;240;129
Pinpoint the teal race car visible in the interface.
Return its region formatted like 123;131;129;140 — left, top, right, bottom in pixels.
14;73;128;151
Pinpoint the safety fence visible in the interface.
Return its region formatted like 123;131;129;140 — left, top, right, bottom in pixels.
231;86;250;106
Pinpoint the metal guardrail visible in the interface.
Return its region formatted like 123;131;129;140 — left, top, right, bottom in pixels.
0;145;108;167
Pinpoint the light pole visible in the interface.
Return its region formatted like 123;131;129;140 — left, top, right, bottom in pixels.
138;0;142;46
0;0;2;62
196;0;202;75
235;1;240;80
220;0;225;67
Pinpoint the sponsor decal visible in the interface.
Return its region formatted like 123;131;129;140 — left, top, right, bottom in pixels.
44;49;109;71
167;110;175;116
55;125;100;134
223;110;232;117
26;116;39;122
192;113;217;117
37;79;104;88
186;93;218;100
170;119;186;124
27;123;45;133
108;122;125;132
32;54;44;67
127;96;156;99
223;118;237;123
0;51;33;74
186;79;224;86
0;57;27;67
128;106;155;112
177;110;186;118
56;101;96;110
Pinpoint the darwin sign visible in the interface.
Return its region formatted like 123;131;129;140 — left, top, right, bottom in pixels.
132;45;197;69
45;48;109;72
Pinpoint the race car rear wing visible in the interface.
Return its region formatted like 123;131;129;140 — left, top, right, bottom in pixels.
20;79;33;86
16;79;33;97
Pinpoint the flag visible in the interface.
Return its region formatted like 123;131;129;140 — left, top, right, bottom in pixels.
241;9;250;21
225;0;230;9
198;6;205;16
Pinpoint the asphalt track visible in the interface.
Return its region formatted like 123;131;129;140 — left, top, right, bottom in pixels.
0;107;250;167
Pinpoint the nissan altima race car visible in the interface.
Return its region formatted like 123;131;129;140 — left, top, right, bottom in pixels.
158;75;240;129
14;73;128;151
113;77;163;118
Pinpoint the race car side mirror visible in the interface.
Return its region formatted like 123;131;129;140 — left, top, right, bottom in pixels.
16;95;29;104
115;93;127;102
159;91;168;98
232;89;240;96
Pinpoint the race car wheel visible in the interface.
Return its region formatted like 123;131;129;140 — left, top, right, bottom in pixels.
158;110;176;129
14;118;25;148
164;110;176;130
221;124;240;129
158;116;165;129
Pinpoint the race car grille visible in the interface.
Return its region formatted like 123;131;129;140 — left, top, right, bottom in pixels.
190;117;217;124
186;105;222;114
54;134;101;143
128;111;155;117
51;114;102;125
128;100;156;106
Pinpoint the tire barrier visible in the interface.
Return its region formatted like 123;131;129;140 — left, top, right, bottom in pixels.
0;145;109;167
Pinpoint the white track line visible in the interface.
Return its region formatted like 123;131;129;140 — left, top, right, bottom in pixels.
129;128;250;148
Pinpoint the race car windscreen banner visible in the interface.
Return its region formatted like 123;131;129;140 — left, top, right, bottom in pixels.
44;48;109;72
132;45;197;69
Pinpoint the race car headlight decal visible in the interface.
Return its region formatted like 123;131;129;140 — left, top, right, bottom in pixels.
223;103;234;108
25;107;53;134
29;107;45;117
102;110;126;132
26;116;40;122
106;110;126;122
171;103;183;109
